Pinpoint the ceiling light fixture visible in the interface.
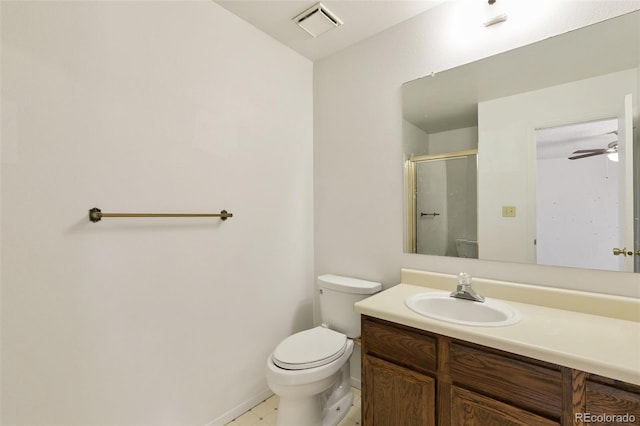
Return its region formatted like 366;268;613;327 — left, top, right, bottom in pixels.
484;0;508;27
293;2;343;38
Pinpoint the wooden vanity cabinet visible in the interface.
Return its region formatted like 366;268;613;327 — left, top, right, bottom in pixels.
365;356;436;425
451;386;559;426
361;316;640;426
584;376;640;425
362;318;437;425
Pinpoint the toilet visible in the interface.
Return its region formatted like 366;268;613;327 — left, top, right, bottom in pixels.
455;238;478;258
265;274;382;426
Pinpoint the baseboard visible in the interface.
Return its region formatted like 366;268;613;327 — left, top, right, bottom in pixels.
208;378;360;425
350;376;361;390
207;388;274;426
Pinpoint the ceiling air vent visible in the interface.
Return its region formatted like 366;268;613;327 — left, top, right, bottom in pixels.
293;2;343;38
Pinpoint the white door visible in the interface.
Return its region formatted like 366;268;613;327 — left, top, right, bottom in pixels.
617;94;635;272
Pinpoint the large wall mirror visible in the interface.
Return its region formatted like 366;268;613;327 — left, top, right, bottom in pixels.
402;10;639;273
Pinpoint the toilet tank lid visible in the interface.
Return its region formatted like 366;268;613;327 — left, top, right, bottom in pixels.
318;274;382;295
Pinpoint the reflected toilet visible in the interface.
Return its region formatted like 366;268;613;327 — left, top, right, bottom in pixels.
455;239;478;258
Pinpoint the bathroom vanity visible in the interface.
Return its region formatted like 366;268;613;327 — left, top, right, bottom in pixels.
354;270;640;426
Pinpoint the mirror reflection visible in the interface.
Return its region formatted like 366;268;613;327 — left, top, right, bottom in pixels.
402;11;639;273
536;118;634;272
407;150;477;257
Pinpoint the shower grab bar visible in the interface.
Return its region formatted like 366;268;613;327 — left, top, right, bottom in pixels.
89;207;233;222
421;212;440;217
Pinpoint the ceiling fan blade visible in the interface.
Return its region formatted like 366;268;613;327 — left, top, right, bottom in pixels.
569;141;617;159
568;151;607;160
571;149;606;154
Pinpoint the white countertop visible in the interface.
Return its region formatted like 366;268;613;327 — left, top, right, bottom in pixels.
355;283;640;385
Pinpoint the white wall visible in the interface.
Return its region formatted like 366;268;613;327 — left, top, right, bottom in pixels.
428;126;477;154
314;0;640;302
1;1;313;425
403;119;429;158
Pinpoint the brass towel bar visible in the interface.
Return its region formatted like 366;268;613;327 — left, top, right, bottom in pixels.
89;208;232;223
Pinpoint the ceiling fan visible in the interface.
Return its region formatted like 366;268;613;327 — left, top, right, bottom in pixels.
568;131;618;160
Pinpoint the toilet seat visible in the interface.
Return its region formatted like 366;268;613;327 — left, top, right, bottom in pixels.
273;326;347;370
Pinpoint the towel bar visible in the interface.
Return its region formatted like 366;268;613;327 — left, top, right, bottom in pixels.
89;208;233;222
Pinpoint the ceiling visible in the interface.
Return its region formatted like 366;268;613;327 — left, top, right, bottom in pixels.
214;0;446;61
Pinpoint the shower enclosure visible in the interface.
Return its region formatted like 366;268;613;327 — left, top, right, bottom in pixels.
405;150;478;257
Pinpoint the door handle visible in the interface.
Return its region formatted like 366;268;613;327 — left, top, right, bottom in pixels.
612;247;634;256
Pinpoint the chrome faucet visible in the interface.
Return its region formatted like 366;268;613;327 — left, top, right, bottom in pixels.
450;272;485;302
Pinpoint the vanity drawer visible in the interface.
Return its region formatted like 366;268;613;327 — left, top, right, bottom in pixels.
362;316;437;374
450;342;563;419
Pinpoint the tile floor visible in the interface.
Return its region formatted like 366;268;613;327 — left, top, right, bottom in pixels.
224;387;361;426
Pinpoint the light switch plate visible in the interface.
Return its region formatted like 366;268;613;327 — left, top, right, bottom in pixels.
502;206;516;217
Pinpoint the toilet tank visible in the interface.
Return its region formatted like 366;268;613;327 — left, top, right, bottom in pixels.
318;274;382;338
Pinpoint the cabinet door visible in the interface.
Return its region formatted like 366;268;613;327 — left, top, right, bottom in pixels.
452;386;560;426
584;379;640;425
363;354;436;426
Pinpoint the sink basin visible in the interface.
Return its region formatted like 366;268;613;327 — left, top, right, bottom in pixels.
405;292;521;327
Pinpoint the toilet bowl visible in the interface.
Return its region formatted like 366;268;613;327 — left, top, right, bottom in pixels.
265;275;381;426
266;327;354;426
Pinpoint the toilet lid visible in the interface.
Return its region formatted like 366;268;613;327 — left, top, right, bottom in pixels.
273;326;347;370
